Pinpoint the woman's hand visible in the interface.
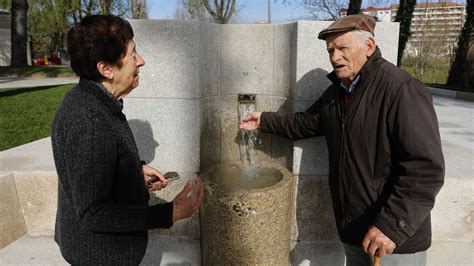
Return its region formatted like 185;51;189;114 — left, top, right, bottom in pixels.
143;164;169;191
172;178;203;222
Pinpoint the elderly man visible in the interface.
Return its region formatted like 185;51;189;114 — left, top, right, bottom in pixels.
240;14;444;265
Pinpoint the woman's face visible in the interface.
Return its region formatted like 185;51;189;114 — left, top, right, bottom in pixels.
110;40;145;99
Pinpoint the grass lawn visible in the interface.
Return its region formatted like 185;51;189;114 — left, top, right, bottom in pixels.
401;62;473;93
0;66;76;78
401;64;450;85
0;84;73;151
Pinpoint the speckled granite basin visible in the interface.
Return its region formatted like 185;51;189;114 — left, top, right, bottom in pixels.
200;161;294;265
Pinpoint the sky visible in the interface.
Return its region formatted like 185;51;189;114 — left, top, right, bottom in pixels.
147;0;467;24
148;0;316;24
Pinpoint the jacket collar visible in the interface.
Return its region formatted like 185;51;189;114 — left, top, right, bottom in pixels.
77;78;124;117
327;46;382;87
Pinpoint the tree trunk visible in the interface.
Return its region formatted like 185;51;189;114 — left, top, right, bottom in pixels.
131;0;148;19
347;0;362;16
395;0;416;67
202;0;236;24
447;0;473;89
468;39;474;89
11;0;28;67
98;0;114;15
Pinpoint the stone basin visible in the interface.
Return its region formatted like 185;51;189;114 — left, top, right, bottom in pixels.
200;161;294;265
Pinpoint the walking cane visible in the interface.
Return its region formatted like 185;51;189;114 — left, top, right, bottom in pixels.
374;255;381;266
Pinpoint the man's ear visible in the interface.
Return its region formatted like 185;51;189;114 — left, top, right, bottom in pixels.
97;61;113;80
366;36;376;58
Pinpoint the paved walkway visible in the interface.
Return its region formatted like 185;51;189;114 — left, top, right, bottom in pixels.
0;84;472;265
433;95;473;179
0;76;78;89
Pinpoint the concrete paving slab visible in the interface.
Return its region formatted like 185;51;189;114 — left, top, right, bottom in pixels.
0;235;201;266
0;235;67;265
433;95;473;179
141;236;201;265
290;240;345;265
0;77;78;89
427;241;474;266
1;235;472;265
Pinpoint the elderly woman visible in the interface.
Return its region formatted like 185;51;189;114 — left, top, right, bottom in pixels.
51;15;202;265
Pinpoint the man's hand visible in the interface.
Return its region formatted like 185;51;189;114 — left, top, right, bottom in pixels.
239;112;262;131
362;226;396;257
143;164;169;191
172;178;203;222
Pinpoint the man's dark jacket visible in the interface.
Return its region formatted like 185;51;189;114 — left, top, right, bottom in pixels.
261;48;444;253
51;79;173;265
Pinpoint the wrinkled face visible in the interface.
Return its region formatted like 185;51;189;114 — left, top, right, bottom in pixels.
111;40;145;97
325;31;373;84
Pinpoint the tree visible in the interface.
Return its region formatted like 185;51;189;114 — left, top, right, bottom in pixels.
28;0;70;58
403;9;451;84
175;0;238;24
97;0;114;14
301;0;346;20
28;0;133;58
68;0;128;23
0;0;11;10
177;0;210;21
468;36;474;89
447;0;473;88
69;0;96;23
394;0;416;67
202;0;236;24
347;0;362;15
130;0;147;19
288;0;388;20
10;0;28;67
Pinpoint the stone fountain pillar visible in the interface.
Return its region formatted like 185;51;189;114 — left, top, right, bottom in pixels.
200;161;294;265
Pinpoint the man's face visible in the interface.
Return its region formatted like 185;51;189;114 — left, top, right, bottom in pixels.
325;31;373;84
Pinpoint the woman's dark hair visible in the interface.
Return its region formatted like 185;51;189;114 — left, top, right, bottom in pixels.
67;15;134;81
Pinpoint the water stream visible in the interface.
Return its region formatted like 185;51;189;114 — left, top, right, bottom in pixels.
238;102;257;166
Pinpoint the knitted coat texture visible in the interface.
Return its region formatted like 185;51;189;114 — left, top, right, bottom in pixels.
51;79;173;265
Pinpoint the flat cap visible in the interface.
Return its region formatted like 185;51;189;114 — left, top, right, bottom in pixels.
318;14;376;40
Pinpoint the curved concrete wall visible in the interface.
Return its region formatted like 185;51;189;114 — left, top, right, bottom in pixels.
126;20;400;241
126;19;398;174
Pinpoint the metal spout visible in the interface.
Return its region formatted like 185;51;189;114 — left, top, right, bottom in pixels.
238;94;256;104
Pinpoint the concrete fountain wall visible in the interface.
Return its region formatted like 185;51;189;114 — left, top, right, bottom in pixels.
125;20;400;245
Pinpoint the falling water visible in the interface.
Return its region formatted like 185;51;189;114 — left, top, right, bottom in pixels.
208;95;281;190
238;102;257;166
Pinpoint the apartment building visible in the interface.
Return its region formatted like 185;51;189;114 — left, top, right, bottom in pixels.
341;1;466;56
406;1;465;56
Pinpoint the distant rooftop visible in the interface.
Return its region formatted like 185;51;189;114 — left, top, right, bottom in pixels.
391;0;465;9
342;0;465;12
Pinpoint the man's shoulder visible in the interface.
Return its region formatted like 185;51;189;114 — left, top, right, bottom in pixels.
374;59;426;93
378;58;414;84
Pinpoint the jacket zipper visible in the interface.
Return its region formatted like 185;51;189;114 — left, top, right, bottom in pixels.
338;90;347;221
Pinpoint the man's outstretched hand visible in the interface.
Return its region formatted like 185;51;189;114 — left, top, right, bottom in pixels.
239;112;262;131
